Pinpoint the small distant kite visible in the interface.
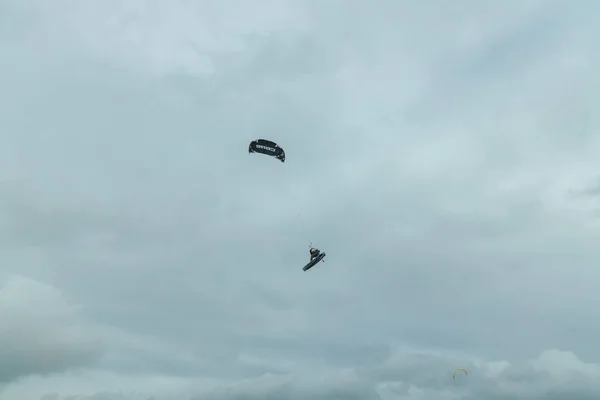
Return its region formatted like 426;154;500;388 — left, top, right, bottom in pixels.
453;368;468;380
248;139;285;163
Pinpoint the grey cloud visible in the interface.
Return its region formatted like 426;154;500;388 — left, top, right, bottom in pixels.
49;395;156;400
0;276;103;383
51;349;600;400
0;180;119;248
570;178;600;197
189;349;600;400
1;0;600;399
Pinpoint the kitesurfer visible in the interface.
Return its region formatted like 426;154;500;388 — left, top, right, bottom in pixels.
309;247;321;262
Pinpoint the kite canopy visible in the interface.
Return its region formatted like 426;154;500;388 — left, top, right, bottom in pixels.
453;368;468;380
249;139;285;162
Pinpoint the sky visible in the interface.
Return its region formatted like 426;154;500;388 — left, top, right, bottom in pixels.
1;0;600;399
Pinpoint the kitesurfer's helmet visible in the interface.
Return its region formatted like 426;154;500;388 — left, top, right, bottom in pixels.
310;248;317;254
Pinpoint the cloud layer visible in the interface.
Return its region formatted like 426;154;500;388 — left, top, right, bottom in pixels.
1;0;599;399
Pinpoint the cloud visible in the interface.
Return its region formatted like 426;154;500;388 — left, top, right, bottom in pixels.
186;349;600;400
0;275;102;384
0;0;599;399
0;180;119;249
3;347;600;399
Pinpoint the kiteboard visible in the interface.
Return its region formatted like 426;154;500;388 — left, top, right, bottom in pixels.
302;252;326;271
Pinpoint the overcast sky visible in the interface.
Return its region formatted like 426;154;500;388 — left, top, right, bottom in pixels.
1;1;600;399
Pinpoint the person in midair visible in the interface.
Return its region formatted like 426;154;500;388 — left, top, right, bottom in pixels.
309;247;321;262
